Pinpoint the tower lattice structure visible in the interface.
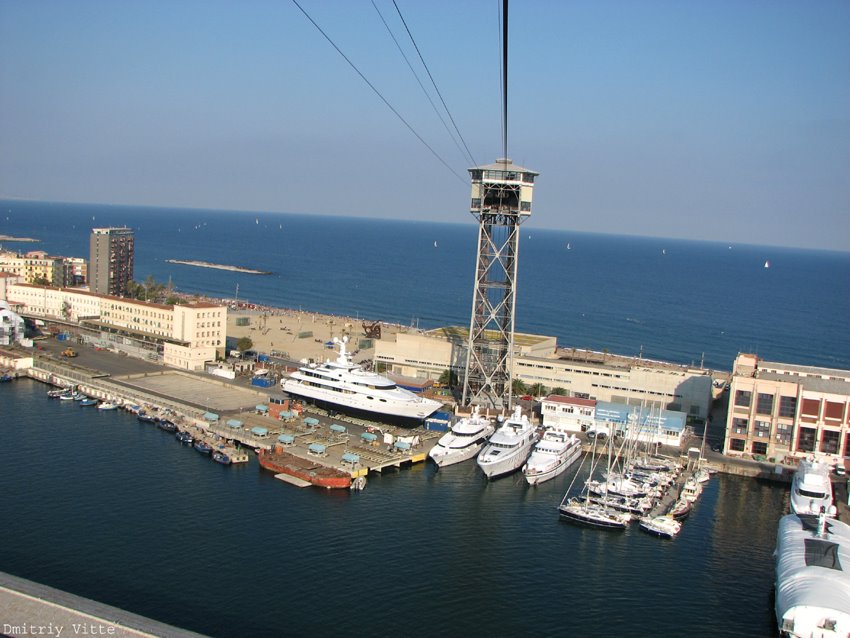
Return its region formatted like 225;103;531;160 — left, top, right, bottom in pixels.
461;158;538;409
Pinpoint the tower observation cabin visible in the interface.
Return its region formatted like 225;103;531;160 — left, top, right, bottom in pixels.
462;158;539;410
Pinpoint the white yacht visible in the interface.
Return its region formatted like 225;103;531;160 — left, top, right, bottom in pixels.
428;407;495;468
281;337;442;424
790;457;834;517
477;406;538;479
522;430;582;486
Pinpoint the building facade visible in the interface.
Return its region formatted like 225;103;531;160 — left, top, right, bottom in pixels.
375;328;714;421
0;250;63;286
1;283;225;370
724;353;850;467
89;227;134;296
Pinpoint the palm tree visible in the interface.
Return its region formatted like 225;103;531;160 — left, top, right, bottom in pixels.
511;378;528;395
550;387;568;396
530;382;546;398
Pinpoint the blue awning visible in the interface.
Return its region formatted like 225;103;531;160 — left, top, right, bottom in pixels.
251;426;268;436
342;452;360;464
278;434;295;444
226;419;243;428
308;443;326;454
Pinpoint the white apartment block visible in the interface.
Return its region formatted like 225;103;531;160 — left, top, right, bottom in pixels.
1;283;226;371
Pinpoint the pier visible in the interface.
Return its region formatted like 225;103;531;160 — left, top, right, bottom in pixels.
0;571;207;638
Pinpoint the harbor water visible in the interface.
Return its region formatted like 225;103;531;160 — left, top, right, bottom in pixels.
2;200;850;636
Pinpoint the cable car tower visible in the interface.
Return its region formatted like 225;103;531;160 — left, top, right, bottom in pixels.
461;158;538;409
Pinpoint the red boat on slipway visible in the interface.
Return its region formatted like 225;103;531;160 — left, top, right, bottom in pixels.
258;448;352;489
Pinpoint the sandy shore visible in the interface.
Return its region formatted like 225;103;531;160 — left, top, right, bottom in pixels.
225;306;408;364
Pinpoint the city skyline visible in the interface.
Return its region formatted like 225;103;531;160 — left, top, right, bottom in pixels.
1;0;848;251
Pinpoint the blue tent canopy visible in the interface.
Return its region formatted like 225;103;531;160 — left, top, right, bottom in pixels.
394;440;411;450
303;417;320;426
330;423;347;433
255;404;268;412
226;419;243;428
308;443;326;455
278;434;295;444
251;426;269;436
341;452;360;464
203;412;219;422
361;432;378;442
278;411;293;419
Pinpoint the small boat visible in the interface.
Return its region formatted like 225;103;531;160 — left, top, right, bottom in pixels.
0;373;14;382
194;441;213;455
47;389;66;398
212;451;232;465
639;515;681;539
71;392;86;401
59;392;76;401
790;457;834;517
175;431;194;445
694;467;711;483
558;498;632;529
78;398;98;407
137;413;157;424
157;420;177;433
666;498;693;520
764;260;770;269
97;402;118;411
681;477;703;502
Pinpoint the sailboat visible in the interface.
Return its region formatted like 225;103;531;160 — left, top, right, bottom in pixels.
558;428;632;529
764;260;770;269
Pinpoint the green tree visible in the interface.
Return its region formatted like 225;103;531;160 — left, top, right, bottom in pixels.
32;275;51;286
511;378;527;395
530;382;547;398
438;369;458;387
236;336;253;352
550;387;568;396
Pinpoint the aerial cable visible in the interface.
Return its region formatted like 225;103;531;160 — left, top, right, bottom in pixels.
390;0;477;168
501;0;509;162
291;0;466;185
372;0;473;169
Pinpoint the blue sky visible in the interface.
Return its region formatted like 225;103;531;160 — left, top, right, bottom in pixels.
1;0;848;250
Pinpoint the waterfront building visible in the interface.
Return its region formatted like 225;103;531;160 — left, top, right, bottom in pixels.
376;328;714;420
540;395;596;432
0;250;64;286
0;283;225;370
540;395;686;447
724;353;850;467
89;227;134;296
61;256;87;287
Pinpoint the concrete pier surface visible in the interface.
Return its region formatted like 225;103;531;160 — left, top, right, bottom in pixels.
0;571;208;638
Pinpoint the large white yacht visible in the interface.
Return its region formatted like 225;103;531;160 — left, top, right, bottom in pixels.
477;406;538;479
281;337;442;424
428;407;495;468
522;430;582;486
790;457;834;517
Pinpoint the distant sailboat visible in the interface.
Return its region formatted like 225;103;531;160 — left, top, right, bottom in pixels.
662;248;666;255
255;218;259;225
764;260;770;269
566;242;571;250
434;241;438;248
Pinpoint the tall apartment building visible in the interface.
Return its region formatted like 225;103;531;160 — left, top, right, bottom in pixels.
89;227;134;296
724;353;850;466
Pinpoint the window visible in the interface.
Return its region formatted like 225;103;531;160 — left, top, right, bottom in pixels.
756;393;774;415
729;438;746;452
735;390;751;407
796;427;816;453
779;396;797;419
755;421;771;438
520;201;531;212
732;418;748;435
752;441;768;456
820;430;840;455
776;423;792;445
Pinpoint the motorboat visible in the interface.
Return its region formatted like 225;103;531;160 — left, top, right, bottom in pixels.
194;441;213;455
476;406;538;479
681;477;703;503
428;407;495;467
281;336;442;424
522;430;582;485
97;402;118;410
666;498;693;520
212;452;231;465
175;431;194;445
775;510;850;637
78;398;98;407
694;467;711;483
639;515;681;539
157;420;177;433
790;457;834;517
137;413;157;424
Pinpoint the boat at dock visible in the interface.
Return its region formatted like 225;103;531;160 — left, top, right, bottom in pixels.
175;431;194;445
157;420;177;433
476;406;537;479
97;402;118;410
281;336;442;425
428;406;495;467
790;457;834;517
258;448;352;489
639;515;681;539
137;413;157;424
212;451;232;465
193;441;213;455
558;498;633;529
522;430;582;485
666;498;693;520
78;398;98;406
775;511;850;637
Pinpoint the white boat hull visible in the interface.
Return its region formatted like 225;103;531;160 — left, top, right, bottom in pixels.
282;379;441;421
523;440;582;486
429;439;487;467
478;436;536;479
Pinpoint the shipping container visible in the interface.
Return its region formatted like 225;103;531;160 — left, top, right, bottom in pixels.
251;377;274;388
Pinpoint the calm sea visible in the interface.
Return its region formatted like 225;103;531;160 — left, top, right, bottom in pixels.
1;200;849;637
